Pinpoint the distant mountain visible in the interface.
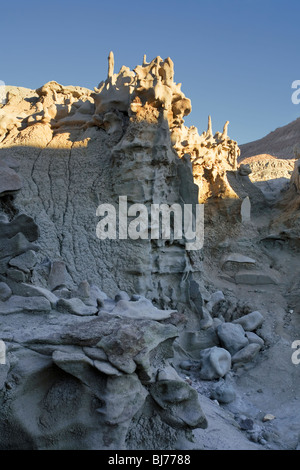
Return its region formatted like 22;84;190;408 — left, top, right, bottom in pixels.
239;117;300;161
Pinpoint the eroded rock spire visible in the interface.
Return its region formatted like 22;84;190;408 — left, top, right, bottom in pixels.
207;115;213;138
222;120;229;140
108;51;114;79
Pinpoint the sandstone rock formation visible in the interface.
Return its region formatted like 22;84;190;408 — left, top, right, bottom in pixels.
1;53;299;451
0;53;265;294
0;53;205;311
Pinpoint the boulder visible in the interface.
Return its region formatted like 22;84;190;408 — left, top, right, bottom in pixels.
149;380;207;430
115;290;130;302
245;331;264;346
231;343;262;365
199;306;213;330
198;346;231;380
48;260;68;291
179;329;219;358
84;285;108;307
217;322;249;355
6;268;26;283
0;295;51;314
0;282;12;301
210;380;236;404
76;280;91;299
206;291;225;315
233;311;264;331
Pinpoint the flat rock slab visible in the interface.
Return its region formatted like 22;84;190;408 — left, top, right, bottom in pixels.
0;295;51;314
233;311;264;331
109;298;176;321
245;331;264;346
235;270;277;285
94;359;123;376
57;298;98;316
21;283;59;307
9;250;37;272
52;350;94;380
221;253;256;268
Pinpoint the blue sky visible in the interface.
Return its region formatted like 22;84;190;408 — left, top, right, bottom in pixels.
1;0;299;144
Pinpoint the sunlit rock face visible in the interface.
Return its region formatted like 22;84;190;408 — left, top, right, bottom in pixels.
0;53;250;304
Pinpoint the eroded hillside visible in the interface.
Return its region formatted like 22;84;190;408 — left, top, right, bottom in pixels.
0;53;299;450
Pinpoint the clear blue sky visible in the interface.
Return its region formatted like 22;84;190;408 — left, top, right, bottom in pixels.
1;0;299;144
